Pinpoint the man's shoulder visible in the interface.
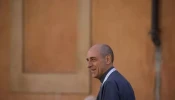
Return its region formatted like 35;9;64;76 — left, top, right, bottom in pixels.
108;70;128;82
107;70;133;89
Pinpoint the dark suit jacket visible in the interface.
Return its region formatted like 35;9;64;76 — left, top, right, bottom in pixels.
97;67;135;100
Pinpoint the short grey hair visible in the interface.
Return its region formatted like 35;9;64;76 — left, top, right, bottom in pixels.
100;44;114;63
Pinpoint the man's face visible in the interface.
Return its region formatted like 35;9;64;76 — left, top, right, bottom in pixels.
86;48;106;78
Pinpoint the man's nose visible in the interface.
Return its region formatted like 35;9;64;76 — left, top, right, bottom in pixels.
88;62;92;68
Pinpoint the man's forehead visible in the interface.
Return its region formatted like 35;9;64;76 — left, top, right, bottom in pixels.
86;44;103;57
89;44;102;52
87;48;100;57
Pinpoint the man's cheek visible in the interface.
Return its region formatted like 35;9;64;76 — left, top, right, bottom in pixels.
95;70;98;77
92;71;97;78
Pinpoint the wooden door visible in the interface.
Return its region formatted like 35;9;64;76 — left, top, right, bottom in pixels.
0;0;92;100
1;0;175;100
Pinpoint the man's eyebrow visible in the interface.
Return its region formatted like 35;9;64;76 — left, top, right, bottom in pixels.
86;57;96;61
89;57;96;60
86;58;88;61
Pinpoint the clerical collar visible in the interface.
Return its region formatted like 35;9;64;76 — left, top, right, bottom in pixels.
99;66;114;83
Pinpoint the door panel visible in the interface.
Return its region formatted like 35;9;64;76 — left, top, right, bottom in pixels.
10;0;90;94
24;0;77;73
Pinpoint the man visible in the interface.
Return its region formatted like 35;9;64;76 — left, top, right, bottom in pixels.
86;44;135;100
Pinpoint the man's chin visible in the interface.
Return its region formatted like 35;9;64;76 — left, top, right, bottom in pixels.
92;74;98;78
91;74;95;77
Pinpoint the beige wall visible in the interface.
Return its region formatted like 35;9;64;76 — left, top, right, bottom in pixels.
160;0;175;99
92;0;155;100
0;0;175;100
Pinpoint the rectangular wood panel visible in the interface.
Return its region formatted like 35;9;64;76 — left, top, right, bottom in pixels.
24;0;77;73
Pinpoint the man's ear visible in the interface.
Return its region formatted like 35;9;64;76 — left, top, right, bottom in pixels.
105;55;112;64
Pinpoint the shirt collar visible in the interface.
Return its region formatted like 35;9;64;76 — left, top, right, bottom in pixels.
99;66;114;83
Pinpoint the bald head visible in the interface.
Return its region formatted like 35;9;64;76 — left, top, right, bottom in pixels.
89;44;114;63
87;44;114;78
